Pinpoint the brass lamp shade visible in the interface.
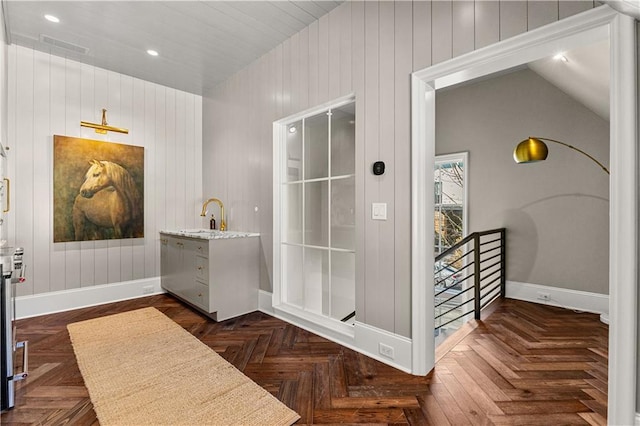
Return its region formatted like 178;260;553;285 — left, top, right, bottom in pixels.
513;137;548;163
513;136;609;175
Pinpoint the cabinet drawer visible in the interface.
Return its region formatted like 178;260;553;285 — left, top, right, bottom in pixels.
195;256;208;281
182;280;209;311
184;239;208;256
194;242;208;256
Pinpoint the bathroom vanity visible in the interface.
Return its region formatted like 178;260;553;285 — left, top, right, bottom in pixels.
159;230;259;321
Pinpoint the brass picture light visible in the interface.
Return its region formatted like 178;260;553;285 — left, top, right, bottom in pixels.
513;136;609;175
81;108;129;135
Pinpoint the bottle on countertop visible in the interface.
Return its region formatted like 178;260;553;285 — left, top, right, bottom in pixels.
209;214;216;230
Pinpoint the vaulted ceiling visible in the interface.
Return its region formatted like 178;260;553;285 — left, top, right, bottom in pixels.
529;40;609;121
3;1;342;95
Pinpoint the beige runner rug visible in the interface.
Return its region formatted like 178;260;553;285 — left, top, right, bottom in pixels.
67;307;300;426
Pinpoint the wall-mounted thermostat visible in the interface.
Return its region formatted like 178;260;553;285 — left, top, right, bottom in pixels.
373;161;385;175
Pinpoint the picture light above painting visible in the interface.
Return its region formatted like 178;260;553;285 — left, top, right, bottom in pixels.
80;109;129;135
53;135;144;242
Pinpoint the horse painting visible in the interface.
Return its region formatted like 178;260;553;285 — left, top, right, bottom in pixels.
72;160;143;240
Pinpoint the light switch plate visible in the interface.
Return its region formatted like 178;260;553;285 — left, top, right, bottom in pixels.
372;203;387;220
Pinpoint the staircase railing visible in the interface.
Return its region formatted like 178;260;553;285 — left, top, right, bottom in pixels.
434;228;506;332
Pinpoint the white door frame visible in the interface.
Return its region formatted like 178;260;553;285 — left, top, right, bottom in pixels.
410;6;637;423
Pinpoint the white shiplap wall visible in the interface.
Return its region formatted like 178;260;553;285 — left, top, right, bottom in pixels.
7;44;203;297
204;0;597;337
0;5;7;160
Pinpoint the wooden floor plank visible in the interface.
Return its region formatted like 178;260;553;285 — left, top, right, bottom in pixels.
496;400;590;415
429;382;473;425
439;358;507;414
293;370;314;423
329;354;349;399
489;413;589;425
1;296;608;425
503;387;591;401
418;392;452;426
452;353;512;402
438;372;494;424
330;396;421;409
312;407;407;423
402;407;430;425
578;411;608;426
469;340;521;380
434;319;480;363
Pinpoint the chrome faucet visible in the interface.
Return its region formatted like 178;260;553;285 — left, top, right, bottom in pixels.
200;198;226;231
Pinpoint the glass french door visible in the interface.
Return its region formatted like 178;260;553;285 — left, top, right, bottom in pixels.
280;99;356;324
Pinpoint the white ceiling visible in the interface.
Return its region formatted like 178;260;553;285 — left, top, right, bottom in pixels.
528;39;610;121
3;0;610;118
2;1;342;96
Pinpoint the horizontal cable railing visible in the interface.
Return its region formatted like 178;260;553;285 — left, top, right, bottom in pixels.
434;228;506;333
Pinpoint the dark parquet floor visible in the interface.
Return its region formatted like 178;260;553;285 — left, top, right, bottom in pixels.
1;294;608;425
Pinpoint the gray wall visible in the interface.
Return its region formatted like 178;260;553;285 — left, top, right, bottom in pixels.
436;69;609;294
203;1;598;337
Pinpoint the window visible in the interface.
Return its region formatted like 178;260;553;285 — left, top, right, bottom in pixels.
434;153;467;256
434;152;469;341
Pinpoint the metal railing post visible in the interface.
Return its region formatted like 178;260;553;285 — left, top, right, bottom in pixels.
500;228;506;298
473;233;481;320
434;228;506;332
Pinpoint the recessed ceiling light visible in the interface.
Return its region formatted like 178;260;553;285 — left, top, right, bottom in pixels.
288;126;297;133
554;53;569;62
44;14;60;23
147;49;159;57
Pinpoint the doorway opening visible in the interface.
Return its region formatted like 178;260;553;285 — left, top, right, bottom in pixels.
410;8;636;422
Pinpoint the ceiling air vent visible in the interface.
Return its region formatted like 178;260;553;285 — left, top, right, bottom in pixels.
39;34;89;55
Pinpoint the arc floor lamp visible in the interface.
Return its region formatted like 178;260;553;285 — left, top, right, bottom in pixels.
513;137;610;175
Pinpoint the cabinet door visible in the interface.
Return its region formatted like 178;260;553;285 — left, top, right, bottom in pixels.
161;236;185;293
161;235;212;314
160;237;169;272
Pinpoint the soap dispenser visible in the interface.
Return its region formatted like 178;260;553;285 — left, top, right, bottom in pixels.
209;214;216;230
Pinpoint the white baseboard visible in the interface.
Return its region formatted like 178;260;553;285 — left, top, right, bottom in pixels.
261;291;413;373
506;280;608;318
258;289;275;315
15;277;164;319
354;321;412;373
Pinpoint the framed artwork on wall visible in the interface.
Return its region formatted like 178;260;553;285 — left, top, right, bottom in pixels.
53;135;144;242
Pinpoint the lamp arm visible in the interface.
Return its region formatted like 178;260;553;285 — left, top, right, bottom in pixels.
534;136;610;175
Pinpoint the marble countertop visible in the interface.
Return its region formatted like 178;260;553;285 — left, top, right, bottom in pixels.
160;229;259;240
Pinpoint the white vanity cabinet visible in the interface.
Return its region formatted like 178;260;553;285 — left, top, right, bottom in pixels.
160;236;209;310
160;231;259;321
